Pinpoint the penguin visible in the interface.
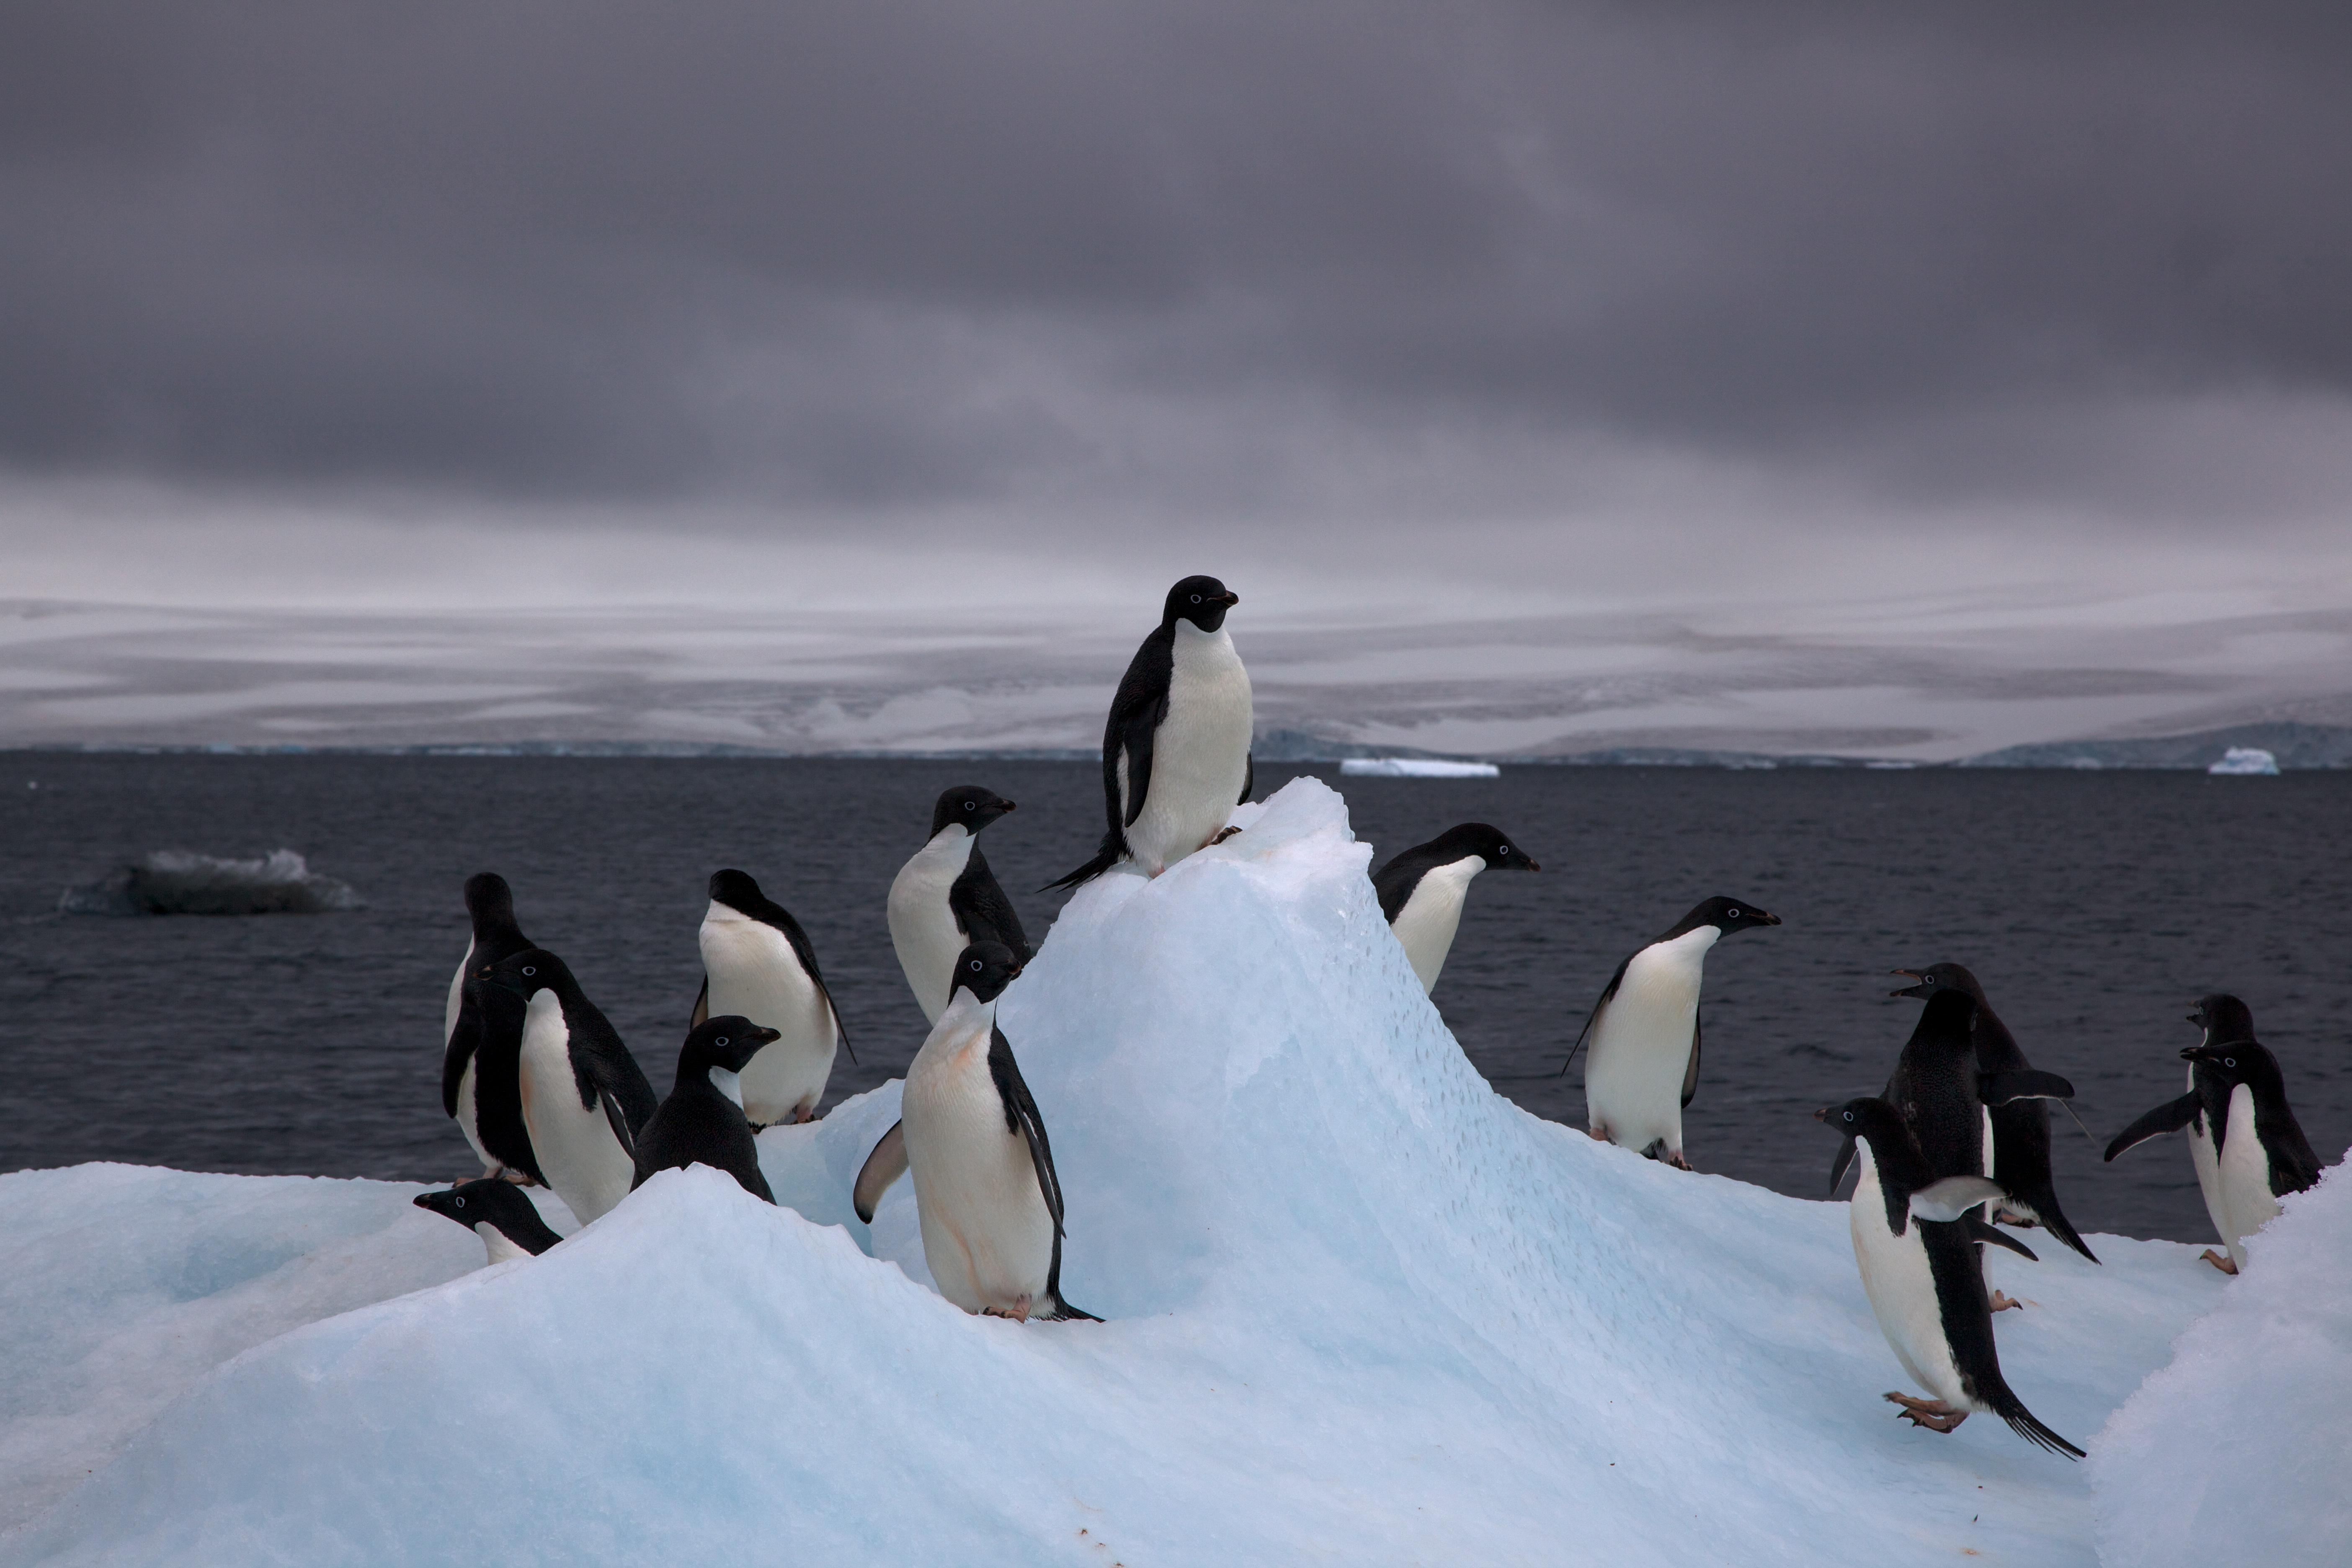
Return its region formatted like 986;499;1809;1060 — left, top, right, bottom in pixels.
624;1016;782;1204
456;964;547;1190
441;872;534;1177
1371;823;1539;994
1574;896;1781;1168
481;949;658;1226
413;1178;563;1266
693;869;848;1127
1816;1098;2083;1458
888;785;1030;1026
1047;575;1253;890
2107;995;2321;1273
1886;964;2096;1263
893;942;1096;1322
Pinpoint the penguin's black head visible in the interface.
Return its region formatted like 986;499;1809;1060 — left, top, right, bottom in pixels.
413;1178;542;1238
1163;575;1239;633
681;1015;781;1074
1889;962;1983;1001
1815;1096;1904;1145
708;868;767;912
481;947;561;998
463;872;515;926
951;941;1024;1004
1689;895;1779;934
2187;992;2255;1043
1429;822;1540;872
2180;1039;2279;1093
932;785;1017;838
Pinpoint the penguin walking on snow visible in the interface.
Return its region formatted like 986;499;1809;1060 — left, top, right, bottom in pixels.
1816;1098;2083;1458
622;1016;781;1204
1372;823;1539;994
414;1178;563;1266
889;942;1096;1322
442;872;536;1178
1887;964;2096;1263
889;786;1031;1024
694;869;848;1127
481;949;658;1225
1048;576;1253;890
1573;896;1780;1168
2107;995;2320;1273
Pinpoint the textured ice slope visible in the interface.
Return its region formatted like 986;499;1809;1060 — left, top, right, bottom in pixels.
0;779;2275;1565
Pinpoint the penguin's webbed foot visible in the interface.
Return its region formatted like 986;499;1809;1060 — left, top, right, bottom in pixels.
1989;1290;2023;1312
1586;1124;1610;1143
1994;1208;2039;1229
1207;826;1242;846
1884;1393;1967;1433
1665;1150;1695;1173
2200;1248;2239;1275
981;1294;1034;1324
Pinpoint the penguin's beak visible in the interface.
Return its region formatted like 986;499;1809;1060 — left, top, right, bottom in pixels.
2184;1006;2202;1024
1523;858;1541;872
1811;1106;1833;1123
1762;912;1782;925
1889;969;1932;999
1219;591;1240;606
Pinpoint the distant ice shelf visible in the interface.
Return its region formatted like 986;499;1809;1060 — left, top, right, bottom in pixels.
1338;756;1500;778
2206;747;2280;776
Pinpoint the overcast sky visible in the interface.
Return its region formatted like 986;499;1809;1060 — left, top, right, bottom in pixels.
5;3;2350;631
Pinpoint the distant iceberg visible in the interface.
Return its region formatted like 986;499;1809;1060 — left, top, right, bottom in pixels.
59;849;364;916
1338;756;1499;778
2206;747;2280;776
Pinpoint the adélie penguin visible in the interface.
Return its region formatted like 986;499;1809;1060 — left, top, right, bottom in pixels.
2107;995;2321;1274
481;949;658;1226
888;786;1030;1026
1371;823;1539;994
1047;575;1253;890
457;963;548;1190
894;942;1096;1322
1573;896;1780;1168
1816;1098;2083;1458
694;869;849;1127
442;872;536;1179
621;1017;782;1204
413;1178;563;1266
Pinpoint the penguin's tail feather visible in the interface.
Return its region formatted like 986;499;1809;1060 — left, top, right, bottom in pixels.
2034;1196;2100;1265
1987;1382;2085;1460
1040;1296;1102;1323
1042;831;1124;894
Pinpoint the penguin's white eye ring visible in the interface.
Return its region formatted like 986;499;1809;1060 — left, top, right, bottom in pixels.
1727;908;1741;919
1842;1111;1853;1122
453;1196;466;1207
715;1036;729;1047
521;965;536;977
1190;593;1202;603
2223;1056;2236;1068
970;958;983;970
963;800;975;810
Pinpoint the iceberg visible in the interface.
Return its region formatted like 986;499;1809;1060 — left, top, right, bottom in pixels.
0;780;2318;1565
58;848;364;916
1338;756;1500;778
2205;747;2280;776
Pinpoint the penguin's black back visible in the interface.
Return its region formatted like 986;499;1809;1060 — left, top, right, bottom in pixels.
1886;990;1986;1181
463;979;547;1186
632;1077;775;1203
1963;987;2095;1263
949;848;1032;965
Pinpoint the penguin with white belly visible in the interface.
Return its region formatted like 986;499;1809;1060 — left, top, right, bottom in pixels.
1816;1098;2083;1458
693;869;848;1127
2107;995;2321;1273
482;949;658;1226
1047;575;1253;890
1372;823;1539;994
625;1016;782;1204
413;1178;564;1266
1573;896;1779;1168
889;786;1030;1025
892;942;1096;1322
441;872;536;1178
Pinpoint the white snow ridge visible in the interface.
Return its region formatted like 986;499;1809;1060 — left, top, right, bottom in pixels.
0;779;2318;1565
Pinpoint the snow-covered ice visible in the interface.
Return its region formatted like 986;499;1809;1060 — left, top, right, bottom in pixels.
2205;746;2280;775
0;779;2332;1565
1338;756;1501;778
57;848;364;916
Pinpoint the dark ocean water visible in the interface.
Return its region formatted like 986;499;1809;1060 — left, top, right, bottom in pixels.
2;753;2345;1243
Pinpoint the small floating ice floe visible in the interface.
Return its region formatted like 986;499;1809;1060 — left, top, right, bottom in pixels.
60;848;365;915
1338;757;1500;779
2207;747;2280;776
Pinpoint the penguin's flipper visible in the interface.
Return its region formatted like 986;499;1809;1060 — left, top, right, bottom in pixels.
1979;1069;2076;1105
852;1120;908;1225
1679;1011;1702;1108
690;976;709;1028
1828;1135;1858;1196
1965;1214;2040;1261
441;994;481;1119
989;1029;1066;1234
1558;955;1632;1077
2102;1092;2201;1162
599;1088;635;1160
1910;1175;2006;1222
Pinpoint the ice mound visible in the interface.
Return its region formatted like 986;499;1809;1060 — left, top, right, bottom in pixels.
58;848;364;915
0;781;2268;1564
1338;756;1500;777
2205;746;2281;775
2091;1165;2351;1565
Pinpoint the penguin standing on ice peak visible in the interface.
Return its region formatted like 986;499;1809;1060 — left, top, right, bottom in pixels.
442;872;535;1178
890;942;1096;1322
889;786;1030;1026
1047;576;1253;891
1816;1099;2083;1459
1372;823;1539;995
482;949;657;1226
624;1017;782;1204
2107;995;2320;1273
414;1178;563;1266
694;869;847;1127
1885;964;2096;1264
1574;896;1779;1168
